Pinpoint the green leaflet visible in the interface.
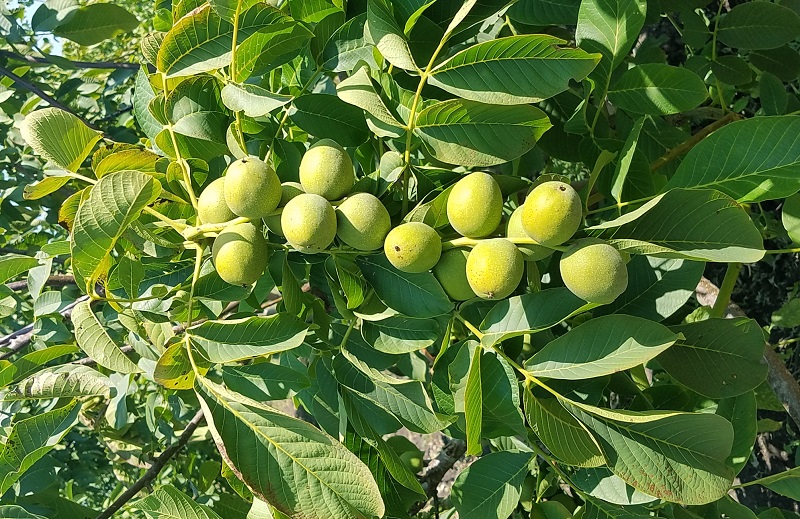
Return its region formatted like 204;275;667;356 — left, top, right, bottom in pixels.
429;35;600;105
71;171;161;293
196;377;385;518
0;401;81;496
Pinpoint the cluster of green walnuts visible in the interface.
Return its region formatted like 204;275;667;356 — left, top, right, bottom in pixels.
196;139;629;305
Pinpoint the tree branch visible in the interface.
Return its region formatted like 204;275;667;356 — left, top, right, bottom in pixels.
0;296;87;358
410;439;467;515
0;50;140;69
5;274;75;292
650;112;742;172
96;409;205;519
696;277;800;428
0;66;98;130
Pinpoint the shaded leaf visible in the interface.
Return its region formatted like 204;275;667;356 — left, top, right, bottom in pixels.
588;189;765;263
566;402;735;505
132;485;222;519
333;354;453;434
53;3;139;46
322;14;377;72
525;315;679;380
571;467;657;505
221;83;292;118
366;0;416;71
576;0;646;92
658;318;768;399
717;2;800;50
222;363;310;401
357;255;453;318
597;256;704;322
479;288;589;347
525;388;604;467
608;64;708;115
451;451;533;519
361;316;440;354
290;94;369;146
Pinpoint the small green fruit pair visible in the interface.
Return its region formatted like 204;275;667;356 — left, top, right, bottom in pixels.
281;191;392;254
433;239;524;301
198;157;282;224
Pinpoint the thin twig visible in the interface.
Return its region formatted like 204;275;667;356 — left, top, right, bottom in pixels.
0;66;98;130
0;247;35;256
0;296;87;357
650;112;742;172
5;274;75;292
0;50;140;69
96;409;205;519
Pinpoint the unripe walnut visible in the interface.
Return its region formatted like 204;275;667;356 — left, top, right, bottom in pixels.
559;238;628;304
383;222;441;273
446;171;503;238
466;238;524;299
506;206;552;262
281;193;337;253
336;193;391;251
265;182;304;236
212;222;269;285
432;248;476;301
197;177;236;225
521;181;582;246
299;139;355;201
224;157;281;219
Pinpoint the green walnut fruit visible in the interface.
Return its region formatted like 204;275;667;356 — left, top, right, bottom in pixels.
399;450;424;473
299;139;355;201
224;157;281;219
265;182;304;236
385;435;419;454
466;238;524;299
197;178;236;224
559;238;628;304
336;193;391;251
281;193;337;253
522;181;582;246
212;222;269;285
506;206;552;262
446;171;503;238
383;222;441;273
432;248;476;301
